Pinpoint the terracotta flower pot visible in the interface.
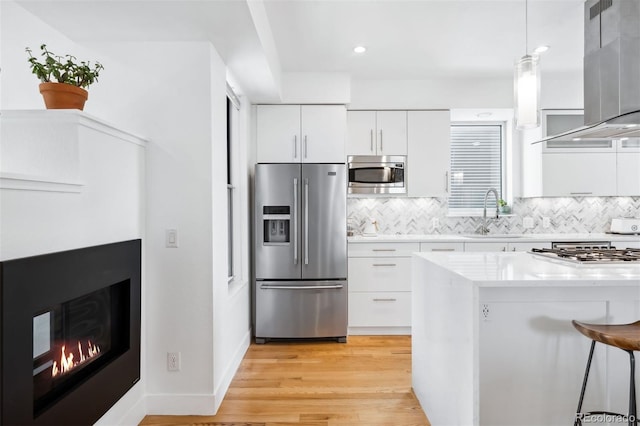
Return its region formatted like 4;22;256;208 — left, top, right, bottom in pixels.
38;82;88;110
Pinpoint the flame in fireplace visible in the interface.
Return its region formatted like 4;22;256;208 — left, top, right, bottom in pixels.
52;341;101;377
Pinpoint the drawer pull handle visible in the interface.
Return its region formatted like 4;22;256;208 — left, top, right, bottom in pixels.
372;263;396;267
570;192;593;195
372;249;396;252
431;248;455;252
373;298;397;302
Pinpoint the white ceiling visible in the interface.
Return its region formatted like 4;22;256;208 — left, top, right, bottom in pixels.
15;0;585;103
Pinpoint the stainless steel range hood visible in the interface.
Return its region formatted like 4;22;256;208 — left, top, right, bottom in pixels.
538;0;640;144
539;110;640;143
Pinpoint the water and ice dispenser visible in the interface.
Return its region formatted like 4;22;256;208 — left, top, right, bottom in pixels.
262;206;290;245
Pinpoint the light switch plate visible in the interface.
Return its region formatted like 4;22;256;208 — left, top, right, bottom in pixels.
166;229;178;248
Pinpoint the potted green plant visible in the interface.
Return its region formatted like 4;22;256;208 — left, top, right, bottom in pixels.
26;44;104;110
498;199;511;214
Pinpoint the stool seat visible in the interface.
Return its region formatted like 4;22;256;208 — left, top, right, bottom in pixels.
572;320;640;352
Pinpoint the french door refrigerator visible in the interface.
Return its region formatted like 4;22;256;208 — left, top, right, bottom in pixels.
254;163;347;343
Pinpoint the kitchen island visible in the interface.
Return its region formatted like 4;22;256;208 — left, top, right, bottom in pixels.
412;251;640;426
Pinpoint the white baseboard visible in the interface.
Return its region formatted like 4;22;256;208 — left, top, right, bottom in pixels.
145;393;218;416
144;328;251;417
213;328;251;411
348;326;411;335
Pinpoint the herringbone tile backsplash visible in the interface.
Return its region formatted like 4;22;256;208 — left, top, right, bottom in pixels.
348;197;640;235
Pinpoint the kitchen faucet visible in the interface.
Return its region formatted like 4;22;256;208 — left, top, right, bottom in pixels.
478;188;499;235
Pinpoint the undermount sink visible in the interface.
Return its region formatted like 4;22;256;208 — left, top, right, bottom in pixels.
464;234;524;239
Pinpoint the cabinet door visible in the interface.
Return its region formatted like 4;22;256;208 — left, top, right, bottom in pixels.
464;242;507;252
507;241;551;252
617;139;640;196
348;257;412;292
347;111;377;156
376;111;407;155
542;153;617;196
420;242;464;252
617;152;640;195
257;105;301;163
349;292;411;327
301;105;346;163
407;110;450;197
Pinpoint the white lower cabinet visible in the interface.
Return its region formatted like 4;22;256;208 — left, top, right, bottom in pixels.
464;241;551;252
348;292;412;328
420;242;464;252
347;242;418;335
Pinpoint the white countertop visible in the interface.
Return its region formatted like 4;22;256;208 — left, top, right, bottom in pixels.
349;232;640;243
414;251;640;286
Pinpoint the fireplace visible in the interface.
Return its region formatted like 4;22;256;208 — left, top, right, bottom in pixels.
1;240;141;426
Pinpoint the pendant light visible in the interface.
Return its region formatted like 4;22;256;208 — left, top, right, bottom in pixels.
514;0;540;130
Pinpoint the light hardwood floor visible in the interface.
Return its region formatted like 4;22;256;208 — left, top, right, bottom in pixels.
140;335;430;426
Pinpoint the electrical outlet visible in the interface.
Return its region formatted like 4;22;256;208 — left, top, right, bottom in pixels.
523;217;534;229
166;229;178;248
167;352;180;371
432;217;440;229
542;217;551;228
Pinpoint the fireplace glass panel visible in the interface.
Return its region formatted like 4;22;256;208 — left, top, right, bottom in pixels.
32;280;130;416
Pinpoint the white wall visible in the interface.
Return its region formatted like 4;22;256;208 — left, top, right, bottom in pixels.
1;0;252;423
348;73;582;110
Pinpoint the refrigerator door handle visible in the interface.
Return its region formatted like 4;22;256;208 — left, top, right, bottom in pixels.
304;178;309;265
293;178;298;265
260;284;344;290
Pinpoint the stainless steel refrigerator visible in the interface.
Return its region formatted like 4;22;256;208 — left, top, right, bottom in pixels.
254;163;347;343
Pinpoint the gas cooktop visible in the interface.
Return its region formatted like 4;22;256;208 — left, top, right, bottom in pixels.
530;247;640;264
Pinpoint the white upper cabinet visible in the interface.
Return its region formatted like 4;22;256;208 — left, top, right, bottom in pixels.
347;110;407;156
542;152;617;196
347;111;377;155
301;105;346;163
521;109;639;197
376;111;407;155
257;105;301;163
257;105;346;163
616;138;640;196
407;110;450;197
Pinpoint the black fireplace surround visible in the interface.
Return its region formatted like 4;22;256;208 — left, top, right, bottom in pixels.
1;239;141;426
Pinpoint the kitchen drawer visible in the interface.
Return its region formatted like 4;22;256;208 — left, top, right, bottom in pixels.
348;257;412;292
348;242;420;257
348;292;411;327
420;242;464;252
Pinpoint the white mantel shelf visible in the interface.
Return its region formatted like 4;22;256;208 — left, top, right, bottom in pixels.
412;251;640;426
0;110;148;192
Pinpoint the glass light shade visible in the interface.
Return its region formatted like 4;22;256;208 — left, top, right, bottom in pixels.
514;54;540;129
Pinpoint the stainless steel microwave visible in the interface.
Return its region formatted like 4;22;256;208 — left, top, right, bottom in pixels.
347;155;406;194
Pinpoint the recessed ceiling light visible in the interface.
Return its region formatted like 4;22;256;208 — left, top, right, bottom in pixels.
353;46;367;54
573;137;582;141
533;45;550;54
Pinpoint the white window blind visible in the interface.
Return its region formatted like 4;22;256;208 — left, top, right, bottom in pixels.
449;124;503;210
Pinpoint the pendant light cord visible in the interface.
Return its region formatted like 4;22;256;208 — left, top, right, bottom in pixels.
525;0;529;54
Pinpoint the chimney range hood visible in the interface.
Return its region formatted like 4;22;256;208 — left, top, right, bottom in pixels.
538;0;640;144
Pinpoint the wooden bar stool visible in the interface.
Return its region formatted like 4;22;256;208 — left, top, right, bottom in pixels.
572;320;640;426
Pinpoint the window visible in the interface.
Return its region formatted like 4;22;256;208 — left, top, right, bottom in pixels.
449;123;505;213
226;85;244;284
226;97;234;279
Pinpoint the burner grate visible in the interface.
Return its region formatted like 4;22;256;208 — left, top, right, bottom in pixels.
530;247;640;263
